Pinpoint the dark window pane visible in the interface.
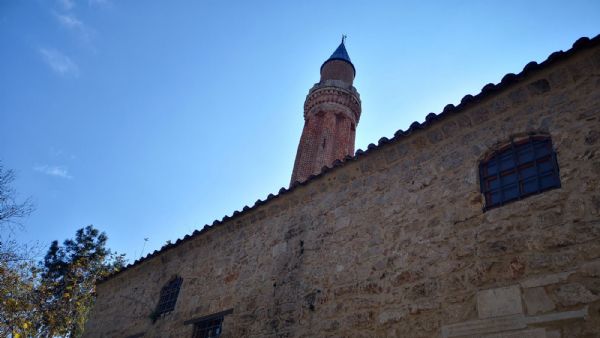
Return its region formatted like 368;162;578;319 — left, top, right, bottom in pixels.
501;171;518;185
521;177;538;195
499;154;515;171
503;184;519;201
486;177;500;190
535;142;552;156
537;157;554;173
486;162;498;176
519;164;536;179
540;173;559;189
518;148;535;163
486;191;500;205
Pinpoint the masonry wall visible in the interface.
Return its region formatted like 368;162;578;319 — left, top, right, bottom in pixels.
84;44;600;338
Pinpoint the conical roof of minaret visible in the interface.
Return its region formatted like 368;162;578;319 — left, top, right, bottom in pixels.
320;38;356;75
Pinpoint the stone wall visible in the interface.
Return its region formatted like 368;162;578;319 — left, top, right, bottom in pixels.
84;43;600;338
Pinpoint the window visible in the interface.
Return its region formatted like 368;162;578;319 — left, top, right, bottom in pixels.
192;316;224;338
155;276;182;315
480;136;560;209
184;309;233;338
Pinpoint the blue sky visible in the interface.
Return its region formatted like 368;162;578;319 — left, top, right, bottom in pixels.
1;0;599;261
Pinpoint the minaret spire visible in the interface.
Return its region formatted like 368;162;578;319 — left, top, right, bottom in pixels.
290;39;362;185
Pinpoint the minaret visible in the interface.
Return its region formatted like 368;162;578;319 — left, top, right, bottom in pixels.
290;37;362;185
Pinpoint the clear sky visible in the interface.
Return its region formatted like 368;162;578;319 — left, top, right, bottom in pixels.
1;0;599;261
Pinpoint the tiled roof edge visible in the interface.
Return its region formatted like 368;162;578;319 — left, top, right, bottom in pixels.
98;34;600;284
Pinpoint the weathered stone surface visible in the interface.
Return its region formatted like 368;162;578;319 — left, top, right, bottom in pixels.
520;271;574;288
271;241;287;257
477;285;523;319
546;330;561;338
378;308;408;324
581;259;600;277
523;287;555;314
554;283;599;306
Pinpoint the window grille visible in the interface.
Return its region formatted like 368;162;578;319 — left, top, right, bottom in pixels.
480;136;560;209
155;276;182;315
192;316;224;338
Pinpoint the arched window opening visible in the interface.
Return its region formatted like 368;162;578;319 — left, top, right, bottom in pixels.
155;276;183;316
480;136;561;210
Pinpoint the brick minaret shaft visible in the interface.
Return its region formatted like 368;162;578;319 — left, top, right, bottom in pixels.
290;39;362;185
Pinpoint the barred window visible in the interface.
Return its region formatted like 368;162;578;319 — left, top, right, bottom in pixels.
185;309;233;338
480;136;561;209
155;276;182;315
192;316;224;338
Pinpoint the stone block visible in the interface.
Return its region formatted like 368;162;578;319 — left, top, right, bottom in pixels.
527;79;551;95
334;216;351;231
378;308;408;324
519;271;573;288
554;283;599;306
580;259;600;277
427;128;444;144
271;242;287;257
477;285;523;319
508;88;529;105
383;147;399;164
523;287;555;315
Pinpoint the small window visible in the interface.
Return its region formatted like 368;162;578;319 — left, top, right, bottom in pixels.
184;309;233;338
192;316;224;338
155;276;182;315
480;136;560;209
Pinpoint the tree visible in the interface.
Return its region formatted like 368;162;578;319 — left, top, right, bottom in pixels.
0;240;42;337
39;225;126;337
0;163;125;337
0;226;125;337
0;163;39;337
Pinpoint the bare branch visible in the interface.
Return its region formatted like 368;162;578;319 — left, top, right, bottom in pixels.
0;163;34;229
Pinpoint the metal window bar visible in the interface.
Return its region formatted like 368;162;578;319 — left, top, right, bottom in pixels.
551;150;561;189
532;136;542;194
511;139;521;205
